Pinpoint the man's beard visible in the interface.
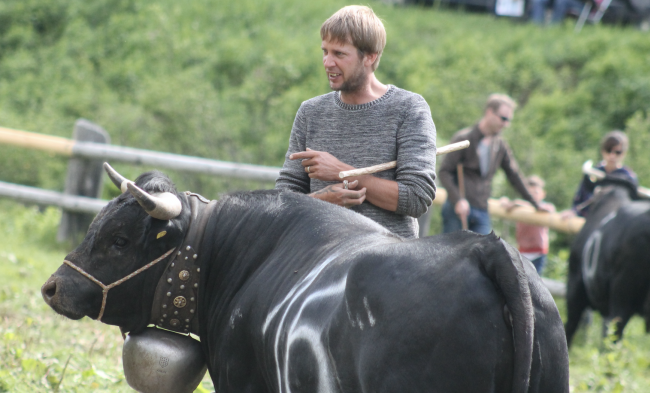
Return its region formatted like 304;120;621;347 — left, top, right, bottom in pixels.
333;61;367;93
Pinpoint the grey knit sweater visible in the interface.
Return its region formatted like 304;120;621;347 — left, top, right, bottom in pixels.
275;85;437;239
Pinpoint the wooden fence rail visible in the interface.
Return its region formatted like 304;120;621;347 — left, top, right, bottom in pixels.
0;181;107;214
0;121;568;296
0;126;281;183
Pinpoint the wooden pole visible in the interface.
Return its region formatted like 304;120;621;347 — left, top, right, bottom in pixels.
0;181;108;213
0;125;281;182
0;126;74;155
430;188;585;234
457;163;468;230
486;200;585;234
339;141;470;179
57;119;110;243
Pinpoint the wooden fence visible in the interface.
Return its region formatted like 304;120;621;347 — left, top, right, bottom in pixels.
0;124;281;182
0;120;572;296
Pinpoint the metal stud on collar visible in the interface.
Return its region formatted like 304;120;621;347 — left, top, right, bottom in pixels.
155;243;201;333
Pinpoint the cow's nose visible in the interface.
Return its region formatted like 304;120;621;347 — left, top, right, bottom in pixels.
41;279;58;303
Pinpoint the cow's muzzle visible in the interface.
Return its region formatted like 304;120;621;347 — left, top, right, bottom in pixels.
41;276;86;320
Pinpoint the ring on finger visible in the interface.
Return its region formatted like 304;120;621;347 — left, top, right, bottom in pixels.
307;166;311;173
343;180;349;190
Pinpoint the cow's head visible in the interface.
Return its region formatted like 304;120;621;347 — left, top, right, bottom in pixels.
41;164;190;333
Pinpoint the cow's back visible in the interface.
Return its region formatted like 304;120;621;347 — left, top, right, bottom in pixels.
197;191;567;392
329;232;567;393
330;234;514;392
588;202;650;314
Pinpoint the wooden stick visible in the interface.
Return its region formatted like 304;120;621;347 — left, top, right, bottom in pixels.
432;188;585;234
339;140;470;179
0;126;74;155
457;163;468;230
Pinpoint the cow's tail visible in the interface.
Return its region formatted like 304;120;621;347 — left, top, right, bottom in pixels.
477;233;534;393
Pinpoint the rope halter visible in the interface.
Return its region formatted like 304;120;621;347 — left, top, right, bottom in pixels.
63;248;176;322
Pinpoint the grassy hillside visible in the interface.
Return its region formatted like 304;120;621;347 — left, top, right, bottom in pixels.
0;0;649;206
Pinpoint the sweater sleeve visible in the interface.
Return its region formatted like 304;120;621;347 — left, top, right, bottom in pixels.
394;95;437;218
275;103;311;193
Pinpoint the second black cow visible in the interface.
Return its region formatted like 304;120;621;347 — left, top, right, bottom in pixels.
565;176;650;345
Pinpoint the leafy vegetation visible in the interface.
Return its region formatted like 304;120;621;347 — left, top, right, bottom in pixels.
0;0;649;201
1;0;650;391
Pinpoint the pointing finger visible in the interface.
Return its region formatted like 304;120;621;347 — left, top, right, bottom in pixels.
289;151;319;160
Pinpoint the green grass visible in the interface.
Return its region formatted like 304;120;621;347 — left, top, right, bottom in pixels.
2;200;650;391
568;314;650;392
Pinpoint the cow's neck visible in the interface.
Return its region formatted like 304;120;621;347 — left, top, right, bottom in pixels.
149;192;218;336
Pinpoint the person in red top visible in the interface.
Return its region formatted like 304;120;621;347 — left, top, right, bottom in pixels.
502;175;556;274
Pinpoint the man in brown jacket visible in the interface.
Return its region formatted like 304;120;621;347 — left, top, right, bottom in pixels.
438;94;539;234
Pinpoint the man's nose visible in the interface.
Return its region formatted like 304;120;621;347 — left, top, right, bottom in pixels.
323;54;335;68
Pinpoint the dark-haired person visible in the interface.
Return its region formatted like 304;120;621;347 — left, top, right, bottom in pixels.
563;130;637;218
275;5;437;239
438;93;541;234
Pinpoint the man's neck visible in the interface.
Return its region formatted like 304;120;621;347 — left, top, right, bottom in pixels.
477;118;492;137
339;74;388;106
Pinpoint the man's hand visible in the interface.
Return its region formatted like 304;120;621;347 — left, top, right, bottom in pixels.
309;180;366;208
499;196;517;212
290;148;354;182
560;209;577;219
455;198;470;218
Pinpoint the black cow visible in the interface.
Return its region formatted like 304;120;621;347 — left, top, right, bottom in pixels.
565;176;650;346
42;167;569;392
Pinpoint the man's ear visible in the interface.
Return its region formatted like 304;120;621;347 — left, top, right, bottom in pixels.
364;52;378;68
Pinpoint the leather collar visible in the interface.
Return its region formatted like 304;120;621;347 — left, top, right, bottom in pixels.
150;192;217;335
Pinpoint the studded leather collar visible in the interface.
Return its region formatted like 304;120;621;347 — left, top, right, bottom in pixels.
150;192;217;335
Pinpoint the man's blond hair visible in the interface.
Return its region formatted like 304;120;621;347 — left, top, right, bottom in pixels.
485;93;517;113
320;5;386;71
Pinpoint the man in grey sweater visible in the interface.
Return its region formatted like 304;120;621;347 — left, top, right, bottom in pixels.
275;6;437;239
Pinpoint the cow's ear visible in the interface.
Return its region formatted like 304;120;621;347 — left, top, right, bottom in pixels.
158;216;185;240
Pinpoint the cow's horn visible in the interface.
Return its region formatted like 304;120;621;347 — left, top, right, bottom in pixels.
104;162;133;193
126;182;182;220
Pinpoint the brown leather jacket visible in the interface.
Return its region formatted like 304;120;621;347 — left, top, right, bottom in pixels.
439;124;538;211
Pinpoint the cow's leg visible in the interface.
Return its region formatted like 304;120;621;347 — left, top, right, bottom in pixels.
602;312;633;342
600;313;631;341
565;271;590;347
643;290;650;333
607;291;637;341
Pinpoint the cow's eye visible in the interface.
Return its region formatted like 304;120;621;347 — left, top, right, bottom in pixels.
113;237;128;248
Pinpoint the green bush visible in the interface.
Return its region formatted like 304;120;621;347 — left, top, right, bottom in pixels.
1;0;649;205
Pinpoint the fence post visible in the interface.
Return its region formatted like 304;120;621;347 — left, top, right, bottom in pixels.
57;119;110;244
